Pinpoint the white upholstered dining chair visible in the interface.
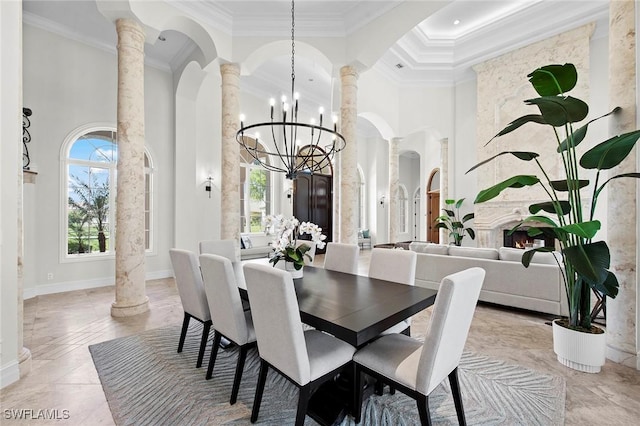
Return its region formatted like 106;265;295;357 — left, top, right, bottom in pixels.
199;239;237;261
352;267;485;425
199;254;256;404
323;242;359;275
368;247;417;335
243;263;355;426
169;248;212;368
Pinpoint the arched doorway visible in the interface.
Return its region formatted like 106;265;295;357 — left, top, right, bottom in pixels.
426;168;440;243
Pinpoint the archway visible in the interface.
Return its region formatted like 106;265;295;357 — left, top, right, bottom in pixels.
427;168;440;243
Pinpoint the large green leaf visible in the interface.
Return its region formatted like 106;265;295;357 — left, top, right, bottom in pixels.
525;96;589;127
580;130;640;170
591;271;619;299
549;180;590;191
454;198;465;209
467;151;539;173
475;175;540;203
487;115;548;143
528;63;577;96
519;215;560;228
557;107;621;152
467;228;476;239
444;209;455;217
594;173;640;199
444;199;456;205
529;201;571;215
462;212;474;223
563;241;610;285
560;221;601;239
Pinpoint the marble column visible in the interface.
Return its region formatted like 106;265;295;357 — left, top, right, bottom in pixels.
339;66;358;244
389;137;400;243
606;0;638;369
220;63;241;257
440;138;449;244
111;18;149;317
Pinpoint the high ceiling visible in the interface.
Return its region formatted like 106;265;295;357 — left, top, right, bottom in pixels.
22;0;608;120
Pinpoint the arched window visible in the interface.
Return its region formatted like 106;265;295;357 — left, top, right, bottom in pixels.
240;137;272;233
398;184;408;234
63;127;153;258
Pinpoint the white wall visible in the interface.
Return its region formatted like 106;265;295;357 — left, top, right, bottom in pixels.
1;0;22;388
22;24;175;298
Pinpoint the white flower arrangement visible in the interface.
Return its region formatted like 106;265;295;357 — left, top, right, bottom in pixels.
265;214;327;270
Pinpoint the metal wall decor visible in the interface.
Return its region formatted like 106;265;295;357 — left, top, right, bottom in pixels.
23;107;32;170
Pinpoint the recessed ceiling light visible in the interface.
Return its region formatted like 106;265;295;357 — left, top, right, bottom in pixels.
395;63;405;69
158;35;166;42
453;19;460;25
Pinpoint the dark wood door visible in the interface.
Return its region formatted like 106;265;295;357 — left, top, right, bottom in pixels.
294;173;332;253
427;190;440;243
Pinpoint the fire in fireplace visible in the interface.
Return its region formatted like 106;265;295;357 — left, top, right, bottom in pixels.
503;229;555;249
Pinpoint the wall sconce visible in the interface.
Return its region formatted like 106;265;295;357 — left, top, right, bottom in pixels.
205;176;213;198
286;188;293;202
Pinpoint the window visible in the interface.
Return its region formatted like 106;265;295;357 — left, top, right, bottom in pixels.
240;137;272;233
398;184;408;234
64;127;153;257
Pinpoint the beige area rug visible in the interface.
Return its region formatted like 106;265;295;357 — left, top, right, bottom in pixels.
89;324;565;425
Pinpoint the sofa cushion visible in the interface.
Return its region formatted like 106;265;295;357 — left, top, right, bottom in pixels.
528;250;561;265
448;246;499;260
409;242;449;255
498;247;524;262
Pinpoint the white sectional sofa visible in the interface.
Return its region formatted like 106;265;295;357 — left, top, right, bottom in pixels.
409;242;568;316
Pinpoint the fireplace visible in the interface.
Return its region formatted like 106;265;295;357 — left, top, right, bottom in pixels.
503;229;555;249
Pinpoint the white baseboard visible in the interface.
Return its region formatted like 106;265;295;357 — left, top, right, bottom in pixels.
23;269;174;300
606;344;639;370
1;360;20;389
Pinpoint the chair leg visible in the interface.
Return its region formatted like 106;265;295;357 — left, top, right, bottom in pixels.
177;312;190;353
353;364;364;424
206;332;222;380
375;379;384;395
196;320;212;368
417;394;432;426
230;345;248;405
449;367;466;426
251;359;269;423
295;384;311;426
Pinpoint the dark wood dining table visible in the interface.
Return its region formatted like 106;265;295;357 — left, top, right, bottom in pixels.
237;263;438;348
237;262;438;425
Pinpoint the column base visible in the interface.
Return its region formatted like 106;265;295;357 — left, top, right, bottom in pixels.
606;343;639;370
18;347;32;378
111;297;150;317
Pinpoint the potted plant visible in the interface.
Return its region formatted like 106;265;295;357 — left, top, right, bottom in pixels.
434;198;475;246
467;63;640;372
264;214;326;278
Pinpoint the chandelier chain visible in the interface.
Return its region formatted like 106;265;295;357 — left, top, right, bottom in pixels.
291;0;295;99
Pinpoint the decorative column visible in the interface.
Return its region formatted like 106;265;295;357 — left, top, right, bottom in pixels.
111;18;149;317
220;63;241;256
606;0;638;369
440;138;449;244
389;137;400;243
339;66;358;244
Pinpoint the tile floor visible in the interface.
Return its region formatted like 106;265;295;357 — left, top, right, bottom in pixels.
1;252;639;425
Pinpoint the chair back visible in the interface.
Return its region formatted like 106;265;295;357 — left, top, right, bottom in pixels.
368;247;417;286
324;242;359;275
243;263;311;385
199;254;251;345
199;239;237;261
295;240;316;265
169;249;211;321
416;267;485;395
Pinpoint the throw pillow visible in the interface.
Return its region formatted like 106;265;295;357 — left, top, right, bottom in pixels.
241;235;253;249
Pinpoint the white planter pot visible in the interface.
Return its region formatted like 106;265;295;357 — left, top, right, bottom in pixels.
552;319;606;373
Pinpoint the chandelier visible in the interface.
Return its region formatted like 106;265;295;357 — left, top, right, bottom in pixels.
236;0;346;180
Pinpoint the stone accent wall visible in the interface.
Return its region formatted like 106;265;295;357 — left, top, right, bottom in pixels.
472;24;595;248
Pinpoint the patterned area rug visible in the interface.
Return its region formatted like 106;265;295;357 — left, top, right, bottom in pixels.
89;324;565;425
